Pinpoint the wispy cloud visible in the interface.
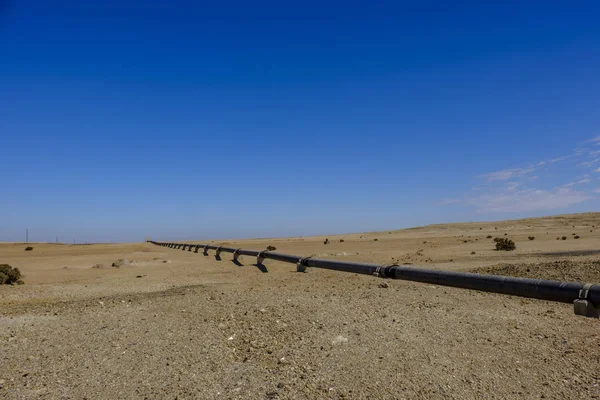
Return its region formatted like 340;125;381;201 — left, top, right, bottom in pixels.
579;158;600;167
445;136;600;214
550;155;570;163
467;188;591;213
482;167;536;181
587;136;600;144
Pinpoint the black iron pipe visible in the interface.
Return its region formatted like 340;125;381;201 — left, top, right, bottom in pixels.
264;252;302;264
384;265;600;305
152;242;600;307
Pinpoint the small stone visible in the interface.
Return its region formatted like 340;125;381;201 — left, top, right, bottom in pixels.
378;282;389;288
332;335;348;345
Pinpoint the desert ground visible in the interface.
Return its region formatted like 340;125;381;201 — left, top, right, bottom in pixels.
1;213;600;399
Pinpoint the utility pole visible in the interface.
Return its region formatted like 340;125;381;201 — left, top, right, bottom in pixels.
26;229;28;243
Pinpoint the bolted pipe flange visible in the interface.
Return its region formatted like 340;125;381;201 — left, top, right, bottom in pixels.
374;264;398;278
297;256;312;273
215;246;223;259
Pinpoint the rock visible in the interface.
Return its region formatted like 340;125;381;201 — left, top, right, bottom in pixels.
112;259;132;268
332;335;348;345
378;282;389;288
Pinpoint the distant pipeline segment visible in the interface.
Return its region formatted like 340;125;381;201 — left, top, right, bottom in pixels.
148;241;600;319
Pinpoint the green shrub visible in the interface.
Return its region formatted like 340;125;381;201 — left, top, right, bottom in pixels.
0;264;23;285
25;246;33;251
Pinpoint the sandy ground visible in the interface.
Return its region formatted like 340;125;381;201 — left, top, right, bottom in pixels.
1;213;600;399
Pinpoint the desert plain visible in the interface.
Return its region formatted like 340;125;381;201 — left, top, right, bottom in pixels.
1;213;600;399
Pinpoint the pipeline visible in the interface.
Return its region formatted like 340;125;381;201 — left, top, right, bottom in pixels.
148;241;600;319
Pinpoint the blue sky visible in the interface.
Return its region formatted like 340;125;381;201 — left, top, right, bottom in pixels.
1;1;599;243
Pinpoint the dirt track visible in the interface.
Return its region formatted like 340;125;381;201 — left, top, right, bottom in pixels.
1;213;600;399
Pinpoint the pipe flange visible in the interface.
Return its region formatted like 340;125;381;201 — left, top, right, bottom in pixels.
297;256;312;273
375;263;398;278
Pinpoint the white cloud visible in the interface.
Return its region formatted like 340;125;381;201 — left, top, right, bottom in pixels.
482;167;536;181
579;158;600;167
446;135;600;214
468;188;591;213
587;136;600;144
563;179;592;187
550;155;570;163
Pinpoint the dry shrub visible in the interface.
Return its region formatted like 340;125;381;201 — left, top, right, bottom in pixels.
266;245;277;251
562;236;567;240
0;264;23;285
574;235;580;239
486;235;493;239
528;236;535;241
25;246;33;251
495;238;516;251
339;239;345;243
324;239;330;245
